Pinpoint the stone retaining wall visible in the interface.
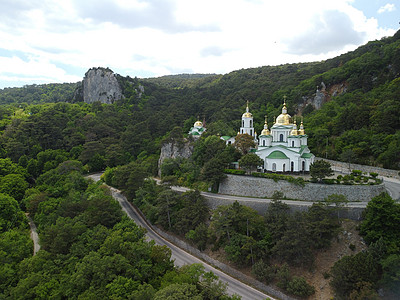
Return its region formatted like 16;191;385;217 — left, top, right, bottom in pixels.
218;174;385;202
316;157;400;179
203;194;365;220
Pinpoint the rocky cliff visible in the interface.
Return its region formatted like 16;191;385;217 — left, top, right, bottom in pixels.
298;81;348;113
77;67;124;104
158;139;193;177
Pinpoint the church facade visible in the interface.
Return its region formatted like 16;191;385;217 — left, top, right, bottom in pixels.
227;100;314;173
188;99;315;173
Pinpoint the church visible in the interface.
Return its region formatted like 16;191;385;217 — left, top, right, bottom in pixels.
188;98;314;173
222;99;314;173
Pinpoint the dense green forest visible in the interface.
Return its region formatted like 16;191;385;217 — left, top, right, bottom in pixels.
1;30;399;169
0;30;399;299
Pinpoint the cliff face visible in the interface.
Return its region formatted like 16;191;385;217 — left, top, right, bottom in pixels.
298;81;348;113
158;139;193;177
81;67;124;104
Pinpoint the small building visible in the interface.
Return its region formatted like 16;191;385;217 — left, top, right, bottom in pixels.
188;119;206;139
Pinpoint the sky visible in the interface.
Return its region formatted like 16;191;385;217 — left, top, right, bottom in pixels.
0;0;398;89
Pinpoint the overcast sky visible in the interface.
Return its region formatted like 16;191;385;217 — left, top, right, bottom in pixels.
0;0;398;89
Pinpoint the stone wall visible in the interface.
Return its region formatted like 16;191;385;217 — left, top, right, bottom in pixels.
316;157;400;179
218;174;385;202
202;193;365;220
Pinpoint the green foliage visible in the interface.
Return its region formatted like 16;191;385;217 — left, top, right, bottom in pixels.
286;276;315;297
310;159;333;182
234;133;256;155
330;251;380;299
359;193;400;253
0;193;26;232
223;169;246;175
239;153;263;174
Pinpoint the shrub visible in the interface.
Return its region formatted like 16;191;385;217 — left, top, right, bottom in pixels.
369;172;378;178
351;170;362;176
223;169;246;175
252;260;277;284
286;276;315;297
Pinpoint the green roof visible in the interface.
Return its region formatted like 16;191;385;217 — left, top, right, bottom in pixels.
220;136;231;140
301;153;313;158
267;151;289;159
191;131;200;135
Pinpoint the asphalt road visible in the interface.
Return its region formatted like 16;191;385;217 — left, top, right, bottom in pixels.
88;174;273;300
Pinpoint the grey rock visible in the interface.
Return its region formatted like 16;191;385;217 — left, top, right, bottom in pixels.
83;67;124;104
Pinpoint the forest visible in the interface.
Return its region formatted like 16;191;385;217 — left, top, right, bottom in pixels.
0;30;399;299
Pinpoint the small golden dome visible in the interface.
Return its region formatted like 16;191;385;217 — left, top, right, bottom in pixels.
298;118;305;135
290;119;298;135
261;115;270;135
194;120;203;127
261;128;270;135
242;100;253;118
242;112;252;118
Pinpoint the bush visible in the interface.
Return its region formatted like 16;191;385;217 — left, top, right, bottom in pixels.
252;260;277;284
369;172;378;178
351;170;362;176
223;169;246;175
286;276;315;297
322;178;335;184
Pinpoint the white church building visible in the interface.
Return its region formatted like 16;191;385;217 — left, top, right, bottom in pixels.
225;99;314;173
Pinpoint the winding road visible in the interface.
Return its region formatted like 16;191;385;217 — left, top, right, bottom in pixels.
87;174;274;300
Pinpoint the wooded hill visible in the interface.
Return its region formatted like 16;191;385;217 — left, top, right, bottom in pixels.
0;30;399;169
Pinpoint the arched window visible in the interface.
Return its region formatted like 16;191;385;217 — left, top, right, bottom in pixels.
283;164;286;172
279;134;284;142
292;141;294;147
291;161;294;172
263;140;265;146
242;120;244;127
241;129;243;134
250;120;253;127
250;129;253;136
302;161;305;171
272;163;276;172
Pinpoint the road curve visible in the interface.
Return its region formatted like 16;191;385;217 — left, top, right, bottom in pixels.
87;174;274;300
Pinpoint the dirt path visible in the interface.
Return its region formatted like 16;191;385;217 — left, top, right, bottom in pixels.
26;214;40;255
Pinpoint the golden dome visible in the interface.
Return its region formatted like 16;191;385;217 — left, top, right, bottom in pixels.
242;100;253;118
290;119;298;135
261;128;270;135
242;112;252;118
275;98;291;125
194;120;203;127
261;116;270;135
298;119;305;135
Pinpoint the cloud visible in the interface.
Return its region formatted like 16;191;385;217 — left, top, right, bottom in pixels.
284;10;366;55
200;46;229;57
378;3;396;14
71;0;219;33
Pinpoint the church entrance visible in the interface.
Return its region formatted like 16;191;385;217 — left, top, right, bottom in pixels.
291;161;294;172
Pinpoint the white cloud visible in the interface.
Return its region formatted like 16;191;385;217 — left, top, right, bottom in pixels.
0;0;398;88
378;3;396;14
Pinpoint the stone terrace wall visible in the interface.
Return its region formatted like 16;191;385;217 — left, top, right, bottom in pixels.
218;174;385;202
202;194;365;220
316;157;400;179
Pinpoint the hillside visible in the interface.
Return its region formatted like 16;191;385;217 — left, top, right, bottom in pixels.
0;30;399;168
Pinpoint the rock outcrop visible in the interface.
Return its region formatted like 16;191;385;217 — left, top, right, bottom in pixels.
298;81;348;113
158;139;193;177
81;67;124;104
